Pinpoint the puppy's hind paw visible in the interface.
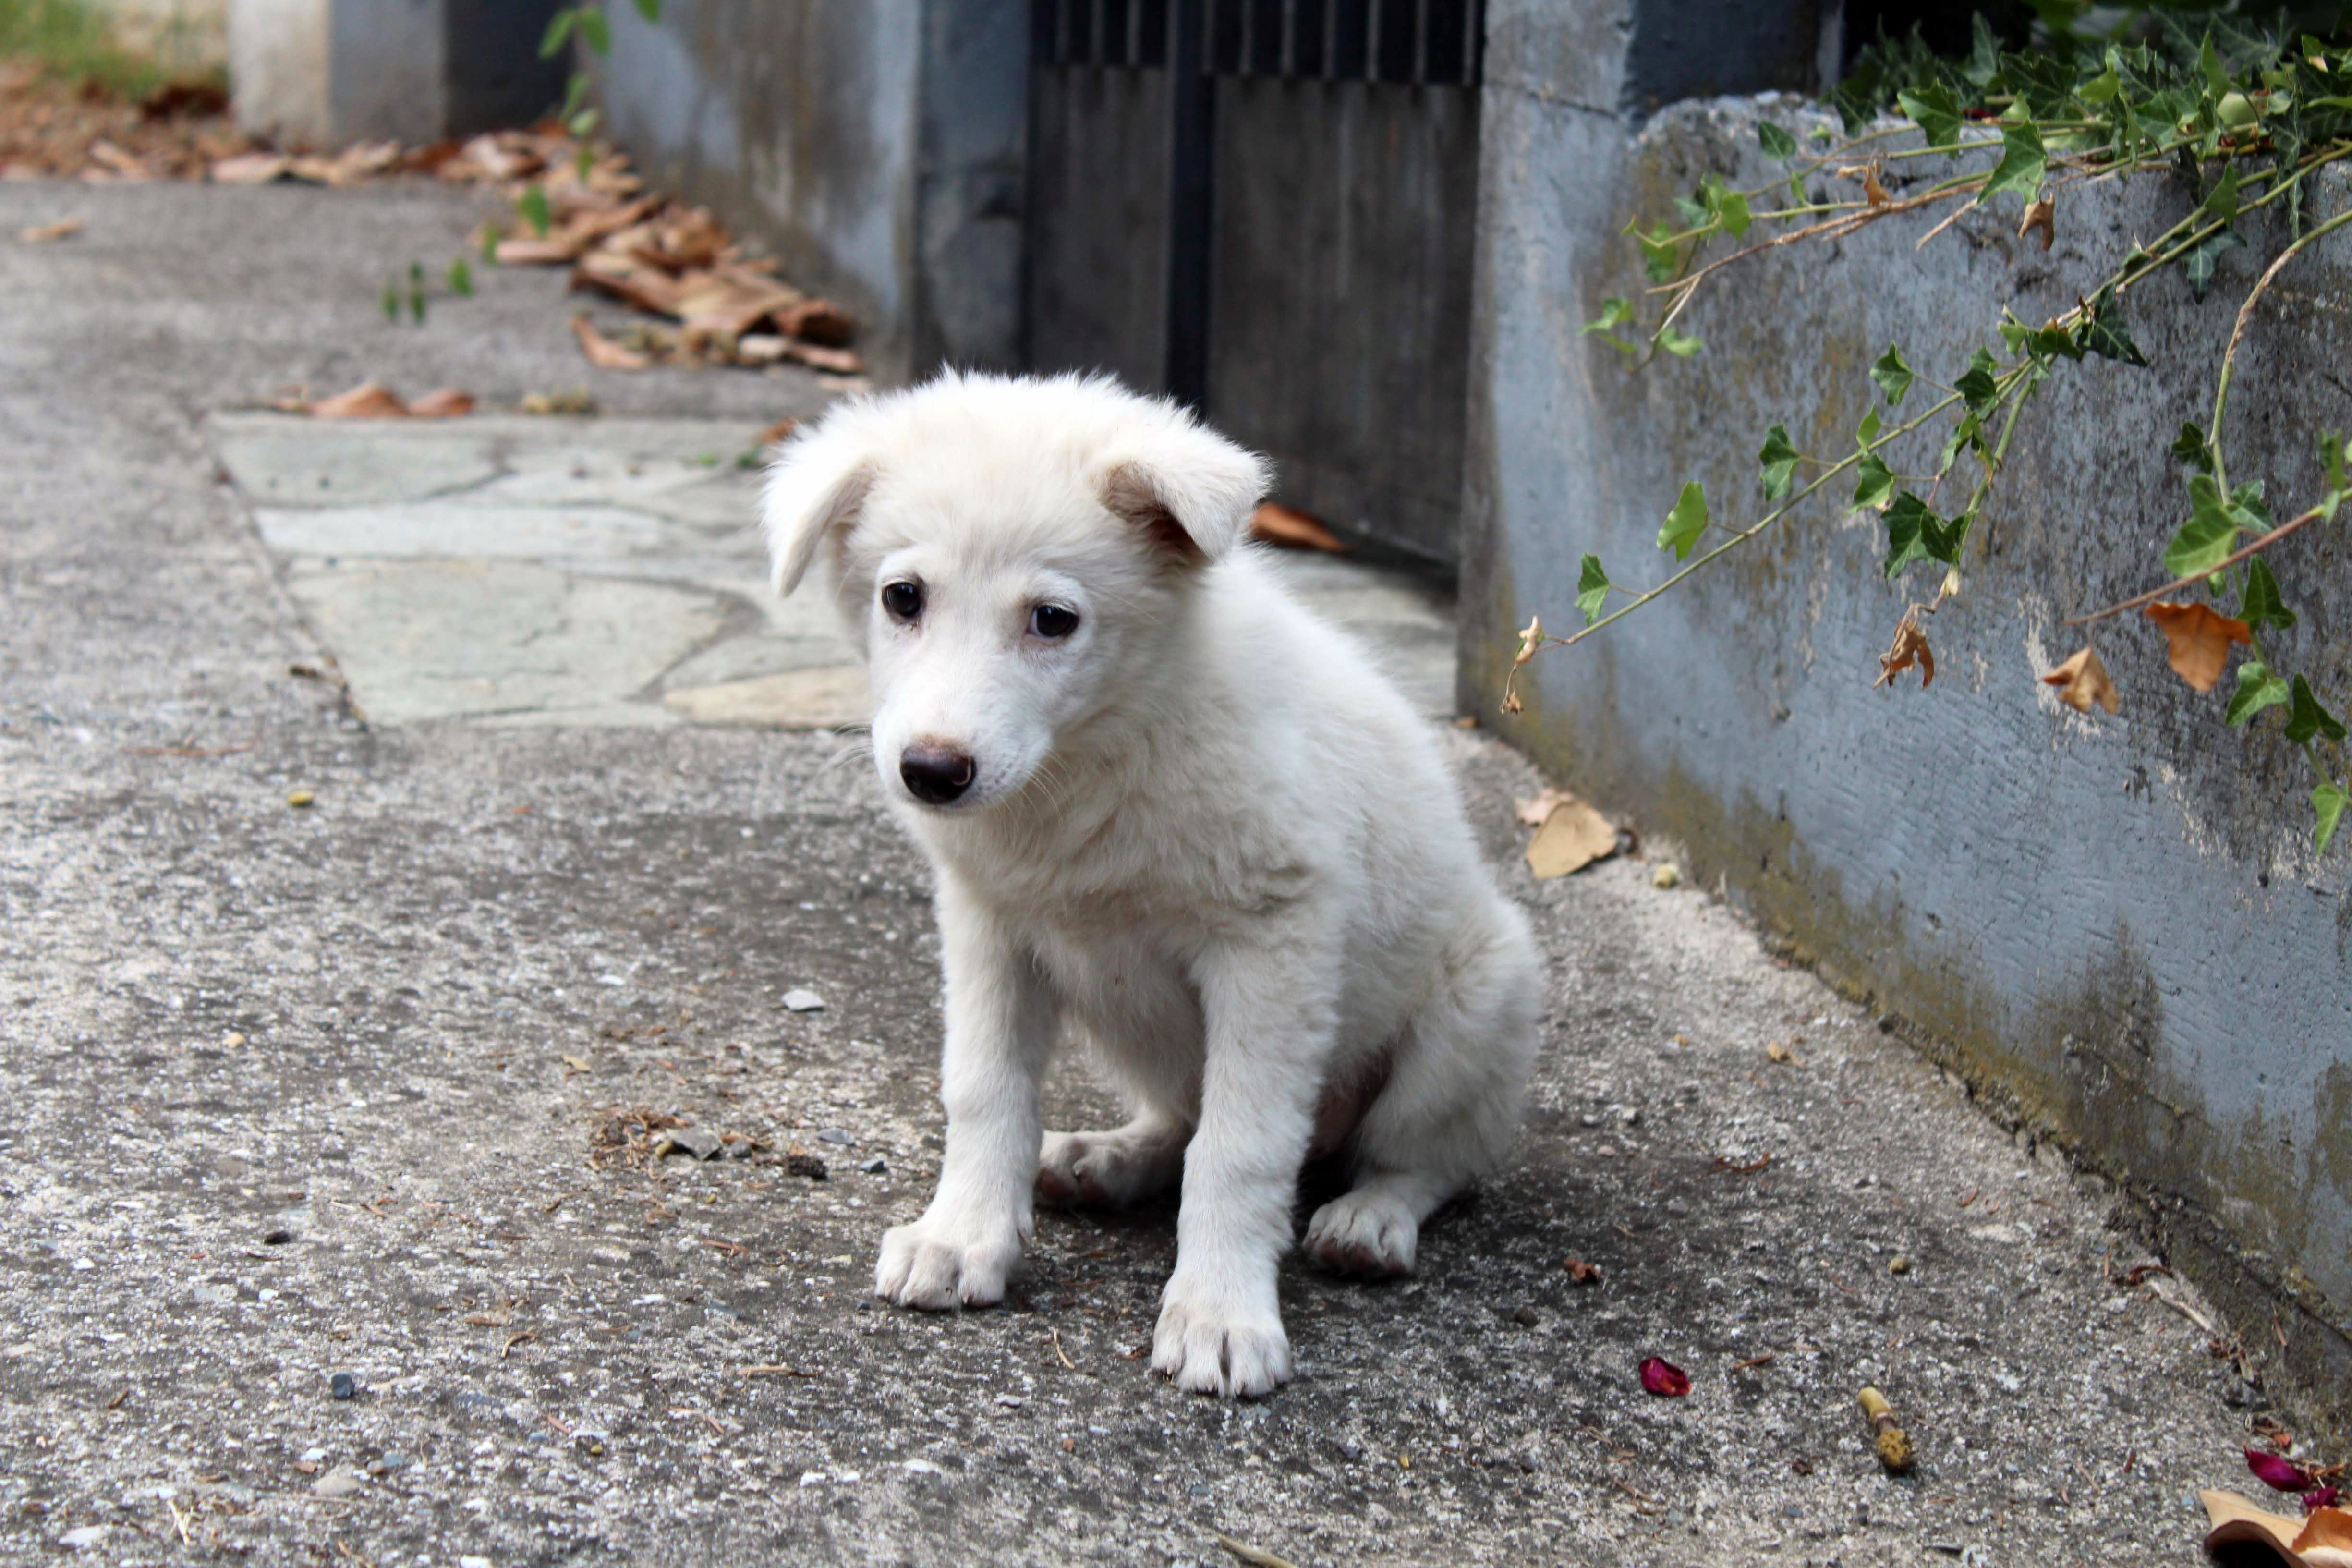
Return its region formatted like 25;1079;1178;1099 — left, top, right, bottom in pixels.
873;1216;1021;1311
1304;1189;1419;1277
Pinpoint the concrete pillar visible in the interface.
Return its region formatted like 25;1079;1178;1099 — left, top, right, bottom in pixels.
230;0;566;146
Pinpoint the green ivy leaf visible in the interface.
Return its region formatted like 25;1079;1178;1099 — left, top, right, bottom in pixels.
445;257;473;297
2286;676;2349;746
1897;84;1964;151
1980;118;2046;204
2163;474;2247;578
2182;228;2245;301
478;221;504;262
1870;343;1915;407
1658;482;1710;561
1883;493;1963;578
380;281;399;322
2226;659;2291;727
1857;407;1882;449
539;6;579;58
2316;783;2348;854
2077;60;2122;105
2171;421;2215;473
1853;452;1895;511
1758;423;1800;501
1582;298;1632;334
518;183;553;238
1576;555;1612;626
1758;122;1797;159
632;0;660;18
2198;32;2230;98
1955;350;2000;414
2238;556;2297;632
1637;221;1678;284
1657;324;1705;358
559;71;590;121
2080;286;2148;367
1937;413;1983;475
2199;165;2243;224
576;5;610;54
1713;185;1752;239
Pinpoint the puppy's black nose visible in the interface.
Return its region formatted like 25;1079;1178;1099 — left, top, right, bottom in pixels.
899;742;977;804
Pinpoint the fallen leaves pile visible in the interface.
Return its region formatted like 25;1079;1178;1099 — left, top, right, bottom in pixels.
0;60;247;179
432;128;863;376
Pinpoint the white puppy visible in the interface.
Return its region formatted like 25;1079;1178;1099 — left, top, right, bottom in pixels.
763;371;1541;1397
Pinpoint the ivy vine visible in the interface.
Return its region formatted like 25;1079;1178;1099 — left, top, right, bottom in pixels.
1512;11;2352;854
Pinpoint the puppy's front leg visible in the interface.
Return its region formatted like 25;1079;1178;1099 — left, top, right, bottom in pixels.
876;877;1056;1310
1153;926;1338;1397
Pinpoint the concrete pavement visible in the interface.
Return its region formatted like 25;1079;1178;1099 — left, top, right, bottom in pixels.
0;177;2278;1566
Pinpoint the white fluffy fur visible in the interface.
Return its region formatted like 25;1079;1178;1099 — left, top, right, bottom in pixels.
763;371;1542;1397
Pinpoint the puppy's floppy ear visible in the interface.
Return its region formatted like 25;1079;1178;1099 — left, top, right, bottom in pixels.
1097;413;1271;568
762;424;878;596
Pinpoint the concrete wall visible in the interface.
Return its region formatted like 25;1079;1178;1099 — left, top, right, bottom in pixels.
1466;0;2352;1433
598;0;1028;383
230;0;565;146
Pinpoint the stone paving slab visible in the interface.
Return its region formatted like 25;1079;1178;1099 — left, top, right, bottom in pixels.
213;412;1460;733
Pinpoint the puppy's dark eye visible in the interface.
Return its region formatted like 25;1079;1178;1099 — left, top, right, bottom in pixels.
1030;603;1080;640
881;580;924;621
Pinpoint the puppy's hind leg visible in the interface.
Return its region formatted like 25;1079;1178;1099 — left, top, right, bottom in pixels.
1305;905;1541;1278
1037;1113;1189;1209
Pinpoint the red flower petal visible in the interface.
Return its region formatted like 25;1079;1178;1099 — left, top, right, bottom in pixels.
2248;1447;2315;1492
1639;1356;1691;1397
2304;1485;2342;1513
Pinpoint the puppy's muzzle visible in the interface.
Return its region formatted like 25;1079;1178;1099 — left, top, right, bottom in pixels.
900;742;977;805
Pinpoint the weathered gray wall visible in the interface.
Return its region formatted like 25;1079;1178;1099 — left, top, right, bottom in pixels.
599;0;1028;383
231;0;566;145
1467;0;2352;1431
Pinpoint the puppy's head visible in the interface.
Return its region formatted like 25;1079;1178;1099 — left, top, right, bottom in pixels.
763;371;1269;812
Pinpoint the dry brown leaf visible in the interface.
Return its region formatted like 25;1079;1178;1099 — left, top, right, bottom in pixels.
2042;644;2120;714
573;248;690;315
2202;1489;2352;1566
18;217;81;243
782;342;866;375
404;388;476;419
2019;197;2055;250
571;313;650;371
1765;1039;1802;1066
753;416;799;446
1862;164;1890;205
1874;610;1935;689
309;382;410;419
1526;798;1617;880
1514;787;1575;828
209;151;290;184
775;297;857;347
2145;600;2252;693
1249;502;1346;552
674;268;805;337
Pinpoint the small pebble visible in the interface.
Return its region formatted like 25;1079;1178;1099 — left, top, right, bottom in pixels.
329;1372;356;1400
286;790;315;808
1511;1305;1540;1327
262;1229;292;1246
1652;862;1681;889
1889;1255;1912;1275
858;1156;887;1174
779;988;825;1012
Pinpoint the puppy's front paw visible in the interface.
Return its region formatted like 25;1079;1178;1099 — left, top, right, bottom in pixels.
874;1216;1021;1310
1152;1276;1291;1398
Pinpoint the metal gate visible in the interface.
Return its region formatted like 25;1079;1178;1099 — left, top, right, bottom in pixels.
1025;0;1484;566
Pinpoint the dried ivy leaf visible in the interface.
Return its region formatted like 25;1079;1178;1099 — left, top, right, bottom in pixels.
2043;646;2120;714
1874;610;1935;690
1758;423;1800;500
2019;197;2055;249
2144;601;2252;692
1657;482;1709;561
